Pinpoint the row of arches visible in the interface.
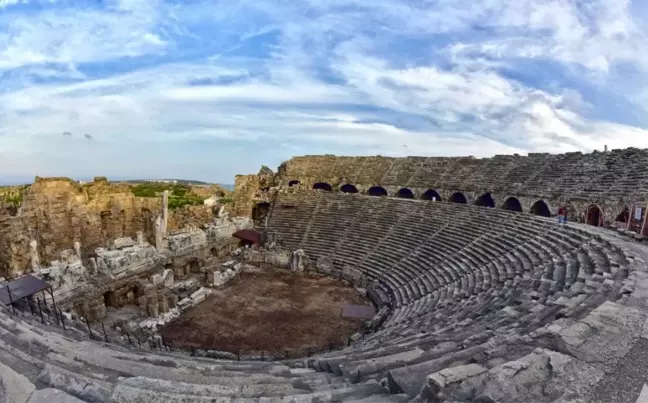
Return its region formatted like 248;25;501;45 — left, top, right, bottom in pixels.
293;181;627;227
306;182;557;218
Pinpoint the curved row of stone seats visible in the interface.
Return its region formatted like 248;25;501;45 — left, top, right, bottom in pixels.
267;192;320;247
0;306;403;402
266;192;640;399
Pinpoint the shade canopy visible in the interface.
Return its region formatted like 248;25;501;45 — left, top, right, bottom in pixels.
232;229;262;245
341;304;376;319
0;275;51;306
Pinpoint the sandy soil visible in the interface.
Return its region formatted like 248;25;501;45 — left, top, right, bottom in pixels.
160;267;371;355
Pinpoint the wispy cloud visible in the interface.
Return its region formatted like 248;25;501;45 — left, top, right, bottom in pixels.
0;0;647;184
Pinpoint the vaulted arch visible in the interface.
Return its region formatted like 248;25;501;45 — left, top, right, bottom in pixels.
530;200;551;217
288;180;300;187
502;197;522;212
397;188;414;199
421;189;441;201
616;207;629;223
586;204;603;227
368;186;388;197
313;182;332;191
450;192;467;204
340;184;359;194
475;192;495;208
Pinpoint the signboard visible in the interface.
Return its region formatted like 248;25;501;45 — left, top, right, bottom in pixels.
636;207;643;221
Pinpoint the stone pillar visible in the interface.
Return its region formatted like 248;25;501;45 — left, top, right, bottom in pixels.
29;240;40;271
162;190;169;236
74;241;82;261
291;250;305;272
155;215;164;252
137;231;144;245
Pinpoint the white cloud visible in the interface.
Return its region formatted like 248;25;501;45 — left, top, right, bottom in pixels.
0;0;647;183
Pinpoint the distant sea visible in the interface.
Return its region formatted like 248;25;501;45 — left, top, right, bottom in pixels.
220;184;235;191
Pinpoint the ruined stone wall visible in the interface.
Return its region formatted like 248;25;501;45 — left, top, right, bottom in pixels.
0;177;214;278
167;204;214;232
232;174;262;217
234;148;648;225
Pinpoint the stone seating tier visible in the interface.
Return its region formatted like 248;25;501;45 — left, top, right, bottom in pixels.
1;191;646;402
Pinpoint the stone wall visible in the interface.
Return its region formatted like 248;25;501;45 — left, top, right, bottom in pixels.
233;148;648;226
0;177;214;278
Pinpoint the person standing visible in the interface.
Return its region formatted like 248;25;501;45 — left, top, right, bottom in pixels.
558;206;566;224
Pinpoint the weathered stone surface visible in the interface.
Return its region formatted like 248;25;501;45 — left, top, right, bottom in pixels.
26;388;86;403
470;348;604;403
0;177;215;278
0;360;35;403
549;301;645;372
417;364;488;401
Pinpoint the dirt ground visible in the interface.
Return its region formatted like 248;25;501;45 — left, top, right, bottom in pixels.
160;267;372;355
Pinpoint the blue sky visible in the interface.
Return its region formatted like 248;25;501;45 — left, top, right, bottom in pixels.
1;0;648;184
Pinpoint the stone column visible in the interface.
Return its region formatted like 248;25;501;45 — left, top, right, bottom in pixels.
29;240;40;271
155;215;164;252
74;241;82;261
137;231;144;245
162;190;169;236
291;250;305;272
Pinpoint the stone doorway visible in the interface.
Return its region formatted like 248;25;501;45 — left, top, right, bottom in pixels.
450;192;467;204
475;192;495;208
586;204;603;227
252;202;271;222
530;200;551;217
502;197;522;212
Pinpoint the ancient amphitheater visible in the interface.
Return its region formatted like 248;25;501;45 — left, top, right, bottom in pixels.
3;149;648;403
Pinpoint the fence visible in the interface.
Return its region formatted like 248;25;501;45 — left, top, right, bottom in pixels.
3;295;380;362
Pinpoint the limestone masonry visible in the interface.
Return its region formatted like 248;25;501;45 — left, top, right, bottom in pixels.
233;149;648;227
4;148;648;402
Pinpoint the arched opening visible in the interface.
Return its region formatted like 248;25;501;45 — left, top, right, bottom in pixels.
128;284;143;306
185;259;200;276
252;202;271;222
397;188;414;199
340;184;359;194
475;192;495;208
586;204;603;227
502;197;523;212
103;291;116;308
368;186;388;197
616;207;629;224
313;182;332;191
288;180;300;187
450;192;467;204
421;189;441;201
210;247;218;257
530;200;551;217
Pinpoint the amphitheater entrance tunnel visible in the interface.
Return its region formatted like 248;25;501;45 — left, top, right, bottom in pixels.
368;186;388;197
616;208;629;224
530;200;551;217
340;184;359;194
252;202;271;223
586;204;603;227
422;189;441;201
104;284;143;309
502;197;523;212
397;188;414;199
450;192;467;204
475;192;495;208
288;180;300;187
313;182;333;191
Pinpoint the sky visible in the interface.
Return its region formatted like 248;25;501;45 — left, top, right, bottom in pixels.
1;0;648;184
